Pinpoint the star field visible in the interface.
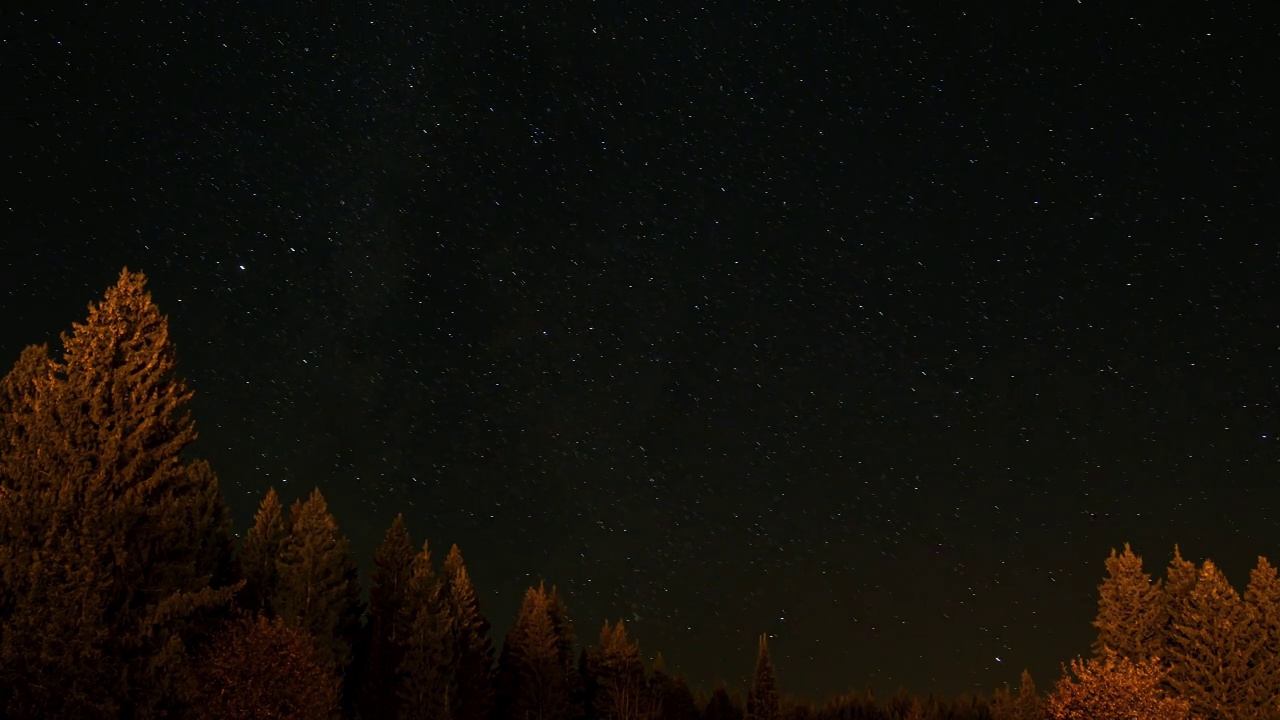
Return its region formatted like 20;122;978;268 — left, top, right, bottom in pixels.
6;1;1279;702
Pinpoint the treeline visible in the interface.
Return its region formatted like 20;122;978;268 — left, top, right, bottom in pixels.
1;270;1277;719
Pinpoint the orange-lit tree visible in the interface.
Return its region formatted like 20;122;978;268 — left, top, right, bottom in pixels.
1044;649;1192;720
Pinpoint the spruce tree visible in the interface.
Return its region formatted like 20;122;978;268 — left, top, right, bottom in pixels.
550;584;587;719
593;620;646;720
359;513;417;720
442;544;495;720
398;540;454;720
746;634;780;720
1092;543;1164;661
238;487;288;615
0;270;235;718
274;488;364;680
1011;669;1042;720
1164;558;1250;720
1242;556;1280;719
497;583;575;720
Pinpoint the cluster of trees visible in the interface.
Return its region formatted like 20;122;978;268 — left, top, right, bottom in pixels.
1;270;1277;719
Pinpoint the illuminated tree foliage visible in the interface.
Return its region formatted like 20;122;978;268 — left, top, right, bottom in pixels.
497;582;577;720
397;540;454;720
238;487;288;615
1242;556;1280;719
592;620;646;720
1164;559;1254;720
194;614;339;720
358;513;416;720
274;488;364;682
0;269;235;718
1044;650;1192;720
746;634;781;720
1093;542;1165;662
442;544;496;720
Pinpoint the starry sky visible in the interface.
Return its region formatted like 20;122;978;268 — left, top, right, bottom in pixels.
5;1;1278;703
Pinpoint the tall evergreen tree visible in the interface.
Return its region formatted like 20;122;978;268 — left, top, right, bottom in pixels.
592;620;646;720
497;583;575;720
704;683;743;720
746;634;780;720
398;540;454;720
443;544;496;720
358;513;416;720
238;487;288;615
1242;556;1280;719
0;270;235;718
1164;558;1250;720
274;488;364;681
1011;669;1041;720
1092;543;1165;661
549;584;586;720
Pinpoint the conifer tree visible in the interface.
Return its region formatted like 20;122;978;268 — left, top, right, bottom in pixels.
1093;543;1164;661
704;682;743;720
358;513;416;720
497;583;575;720
442;544;495;720
1011;669;1042;720
989;684;1014;720
274;488;364;679
0;270;235;718
398;540;454;720
194;614;340;720
1165;559;1252;720
1044;650;1191;720
238;487;288;615
550;584;587;719
746;634;780;720
1242;556;1280;719
662;674;701;720
593;620;646;720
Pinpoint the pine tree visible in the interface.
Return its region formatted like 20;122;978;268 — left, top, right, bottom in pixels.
274;488;364;680
398;540;454;720
1011;669;1041;720
497;583;575;720
238;488;288;615
358;513;416;720
0;270;235;718
1242;556;1280;719
1044;649;1191;720
593;620;646;720
1164;558;1250;720
549;584;586;719
1092;543;1164;661
194;613;340;720
746;634;780;720
989;683;1014;720
704;682;743;720
442;544;495;720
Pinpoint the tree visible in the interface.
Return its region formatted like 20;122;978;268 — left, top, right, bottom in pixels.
194;613;339;720
746;634;780;720
1093;543;1164;662
0;269;236;718
593;620;646;720
497;583;575;720
1010;669;1041;720
398;540;454;720
1242;556;1280;719
704;682;743;720
238;488;288;615
1044;650;1192;720
1165;558;1253;720
442;544;495;720
357;513;417;720
549;584;587;719
274;488;364;680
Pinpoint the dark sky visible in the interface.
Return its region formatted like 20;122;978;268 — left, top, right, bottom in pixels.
5;0;1278;702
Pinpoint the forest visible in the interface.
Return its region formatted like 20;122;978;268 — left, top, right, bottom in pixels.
1;270;1277;719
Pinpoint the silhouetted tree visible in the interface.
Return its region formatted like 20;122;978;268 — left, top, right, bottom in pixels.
704;683;744;720
398;540;453;720
194;613;339;720
746;634;780;720
238;487;287;615
0;270;235;718
1093;543;1164;661
443;544;496;720
274;488;364;681
1044;650;1191;720
1010;670;1041;720
358;513;416;720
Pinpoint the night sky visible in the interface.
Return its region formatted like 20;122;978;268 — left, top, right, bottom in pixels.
6;1;1278;703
